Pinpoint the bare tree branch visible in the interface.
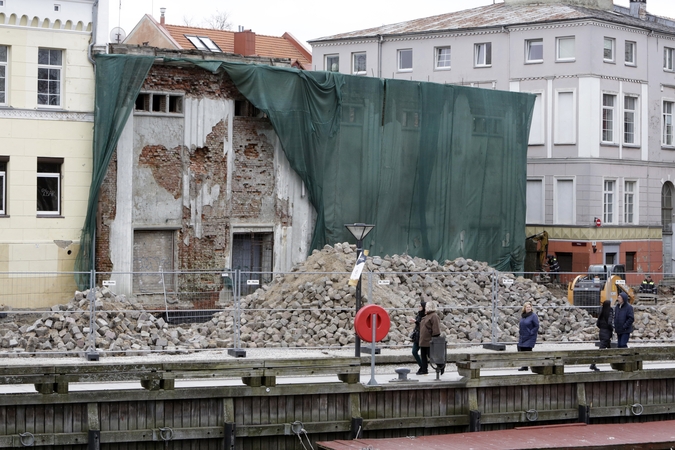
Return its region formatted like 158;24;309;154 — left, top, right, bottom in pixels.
203;10;232;30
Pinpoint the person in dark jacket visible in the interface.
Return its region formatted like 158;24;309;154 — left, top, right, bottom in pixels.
547;255;560;282
409;301;426;371
418;301;441;376
639;274;656;294
590;300;614;371
517;302;540;371
614;292;634;348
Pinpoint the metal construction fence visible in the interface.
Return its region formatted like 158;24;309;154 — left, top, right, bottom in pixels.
0;269;673;358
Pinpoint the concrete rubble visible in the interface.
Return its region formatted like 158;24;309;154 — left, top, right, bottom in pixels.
1;243;674;356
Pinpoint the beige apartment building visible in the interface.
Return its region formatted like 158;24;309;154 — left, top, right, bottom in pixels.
0;0;108;308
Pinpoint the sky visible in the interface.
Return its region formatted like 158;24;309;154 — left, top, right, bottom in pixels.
108;0;675;50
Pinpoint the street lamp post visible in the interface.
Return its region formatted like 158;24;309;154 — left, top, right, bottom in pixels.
345;223;375;357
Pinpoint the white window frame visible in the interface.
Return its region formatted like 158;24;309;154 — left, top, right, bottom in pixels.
554;177;576;225
602;93;617;144
554;89;576;144
527;91;545;145
325;54;339;72
603;178;616;224
474;42;492;67
664;47;675;72
397;48;412;72
603;37;615;62
625;41;636;66
526;178;545;224
352;52;366;75
623;95;638;145
37;159;62;216
0;45;7;106
0;158;6;215
185;35;221;52
663;99;674;147
556;36;575;62
525;39;543;63
624;179;637;224
435;46;451;70
37;48;62;107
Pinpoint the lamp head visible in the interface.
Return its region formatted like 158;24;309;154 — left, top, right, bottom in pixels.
345;223;375;241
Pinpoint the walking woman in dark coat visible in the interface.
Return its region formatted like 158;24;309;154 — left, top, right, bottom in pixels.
409;301;426;371
614;291;634;348
590;300;613;371
517;302;540;371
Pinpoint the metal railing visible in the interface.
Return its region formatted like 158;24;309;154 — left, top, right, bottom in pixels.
0;269;673;357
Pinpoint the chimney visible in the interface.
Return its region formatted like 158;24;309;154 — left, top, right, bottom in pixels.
160;7;166;25
629;0;647;19
234;29;256;57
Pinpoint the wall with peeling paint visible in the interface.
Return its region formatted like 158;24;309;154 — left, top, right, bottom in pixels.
98;61;315;296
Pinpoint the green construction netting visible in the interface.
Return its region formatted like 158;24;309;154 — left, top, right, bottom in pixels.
74;54;155;288
76;55;534;285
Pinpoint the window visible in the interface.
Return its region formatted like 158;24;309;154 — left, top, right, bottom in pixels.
555;90;575;144
325;54;339;72
37;48;62;106
234;99;261;117
663;101;674;146
528;92;544;145
435;46;451;69
474;42;492;67
526;179;544;223
0;157;6;215
663;182;674;234
555;178;575;224
352;52;366;75
135;92;184;114
37;159;62;216
603;179;615;224
625;252;636;271
665;47;675;71
0;45;6;105
185;35;221;52
625;41;636;65
624;96;637;144
603;38;615;62
526;39;543;63
602;93;616;143
556;37;575;61
398;49;412;71
624;180;636;224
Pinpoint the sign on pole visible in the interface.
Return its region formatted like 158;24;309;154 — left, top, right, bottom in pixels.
348;250;369;287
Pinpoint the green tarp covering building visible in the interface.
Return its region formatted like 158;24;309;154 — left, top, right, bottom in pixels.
76;55;534;284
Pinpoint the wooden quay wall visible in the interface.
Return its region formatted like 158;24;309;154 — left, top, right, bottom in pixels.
0;347;672;449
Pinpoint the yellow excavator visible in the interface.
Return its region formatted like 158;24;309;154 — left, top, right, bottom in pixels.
567;264;635;314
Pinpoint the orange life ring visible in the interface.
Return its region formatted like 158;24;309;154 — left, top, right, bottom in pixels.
354;304;391;342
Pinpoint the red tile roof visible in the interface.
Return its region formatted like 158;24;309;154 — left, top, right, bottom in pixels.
163;24;311;69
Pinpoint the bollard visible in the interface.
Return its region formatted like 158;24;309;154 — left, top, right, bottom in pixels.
430;335;447;379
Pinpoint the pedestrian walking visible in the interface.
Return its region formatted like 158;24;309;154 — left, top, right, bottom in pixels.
517;302;539;371
614;292;634;348
409;301;426;371
590;300;613;371
418;301;441;376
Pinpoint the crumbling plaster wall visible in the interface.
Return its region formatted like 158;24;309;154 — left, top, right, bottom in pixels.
101;65;315;294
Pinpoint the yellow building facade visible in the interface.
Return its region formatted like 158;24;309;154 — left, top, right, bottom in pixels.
0;1;108;308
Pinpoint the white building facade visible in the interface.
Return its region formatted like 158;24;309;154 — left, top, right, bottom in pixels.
310;0;675;281
0;0;108;308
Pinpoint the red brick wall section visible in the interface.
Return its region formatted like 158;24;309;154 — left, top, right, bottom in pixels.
139;144;182;199
96;151;117;275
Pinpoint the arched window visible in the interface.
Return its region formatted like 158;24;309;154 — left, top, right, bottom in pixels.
662;182;674;234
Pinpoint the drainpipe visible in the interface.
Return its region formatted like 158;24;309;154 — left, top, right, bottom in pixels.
377;35;383;78
87;0;99;68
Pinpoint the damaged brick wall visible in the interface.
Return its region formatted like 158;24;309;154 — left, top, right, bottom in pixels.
98;64;281;274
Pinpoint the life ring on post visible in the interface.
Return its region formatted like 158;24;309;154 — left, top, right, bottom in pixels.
354;304;391;342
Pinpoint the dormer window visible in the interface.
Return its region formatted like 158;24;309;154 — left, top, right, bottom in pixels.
185;36;221;52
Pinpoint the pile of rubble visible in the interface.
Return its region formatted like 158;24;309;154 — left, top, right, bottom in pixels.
1;243;674;356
